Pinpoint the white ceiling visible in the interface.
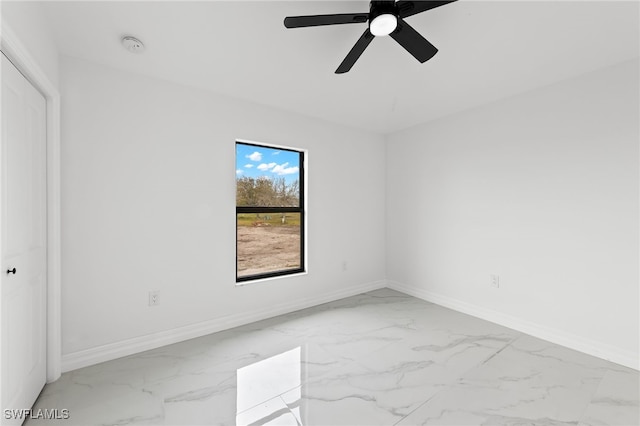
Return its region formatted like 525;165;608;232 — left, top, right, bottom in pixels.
41;1;639;134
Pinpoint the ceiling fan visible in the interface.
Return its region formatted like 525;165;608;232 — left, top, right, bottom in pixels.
284;0;457;74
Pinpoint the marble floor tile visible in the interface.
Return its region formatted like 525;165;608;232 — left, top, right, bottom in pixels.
25;289;638;426
281;364;406;426
235;396;299;426
579;366;640;426
396;335;627;426
349;330;518;417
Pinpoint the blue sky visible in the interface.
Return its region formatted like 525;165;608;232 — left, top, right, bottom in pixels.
236;143;300;184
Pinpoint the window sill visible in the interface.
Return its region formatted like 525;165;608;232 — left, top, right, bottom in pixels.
235;271;308;287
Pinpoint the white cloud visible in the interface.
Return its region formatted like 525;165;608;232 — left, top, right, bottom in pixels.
257;162;276;171
244;164;253;168
246;151;262;161
236;169;243;175
272;162;299;175
272;151;280;155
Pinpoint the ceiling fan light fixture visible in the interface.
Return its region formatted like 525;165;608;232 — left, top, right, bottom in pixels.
283;0;457;73
370;13;397;36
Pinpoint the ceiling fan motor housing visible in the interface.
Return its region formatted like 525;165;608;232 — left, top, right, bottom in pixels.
369;1;399;36
369;1;398;22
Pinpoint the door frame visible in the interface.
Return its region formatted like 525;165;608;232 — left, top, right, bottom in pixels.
1;22;62;383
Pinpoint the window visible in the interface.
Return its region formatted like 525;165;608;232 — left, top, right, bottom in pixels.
236;141;305;282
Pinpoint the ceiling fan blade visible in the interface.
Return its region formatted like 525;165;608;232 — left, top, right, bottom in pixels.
335;29;375;74
284;13;368;29
389;18;438;63
396;1;457;19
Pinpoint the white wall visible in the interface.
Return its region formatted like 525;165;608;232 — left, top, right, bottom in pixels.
60;56;386;368
386;59;639;369
1;1;59;87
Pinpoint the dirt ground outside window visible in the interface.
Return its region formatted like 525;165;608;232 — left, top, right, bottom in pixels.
237;225;301;277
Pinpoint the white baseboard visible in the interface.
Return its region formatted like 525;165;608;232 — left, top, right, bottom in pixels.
387;280;639;371
63;279;638;373
62;280;386;372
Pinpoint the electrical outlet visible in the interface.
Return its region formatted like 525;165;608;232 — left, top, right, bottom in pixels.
490;274;500;288
149;290;160;307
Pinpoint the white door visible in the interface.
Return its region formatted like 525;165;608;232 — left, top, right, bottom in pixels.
1;52;47;425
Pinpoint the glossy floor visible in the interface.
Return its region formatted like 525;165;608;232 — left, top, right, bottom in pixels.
28;289;638;425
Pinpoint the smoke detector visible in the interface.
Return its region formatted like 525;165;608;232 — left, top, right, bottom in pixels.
121;36;145;53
